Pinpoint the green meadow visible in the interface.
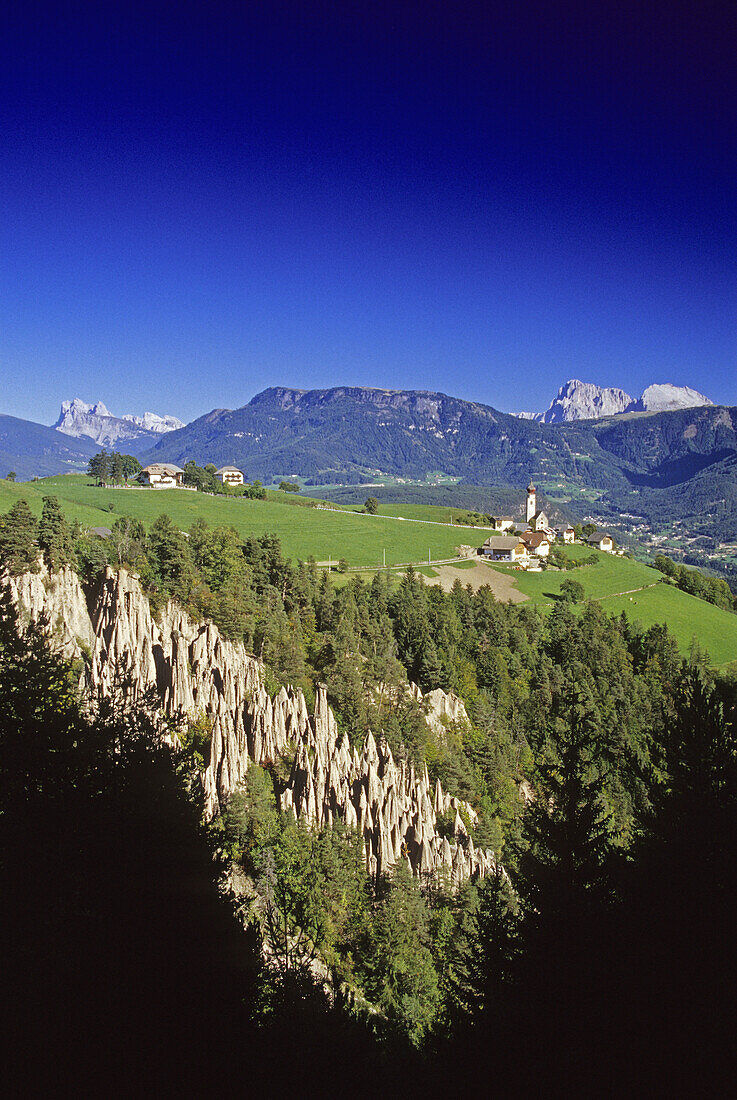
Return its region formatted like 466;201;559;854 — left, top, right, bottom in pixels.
3;474;736;668
491;547;657;605
597;583;737;670
485;550;737;669
0;475;489;568
339;500;495;526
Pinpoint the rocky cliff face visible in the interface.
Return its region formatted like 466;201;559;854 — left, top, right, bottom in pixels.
4;564;495;885
538;380;634;423
522;378;714;423
633;383;713;413
53;398;184;447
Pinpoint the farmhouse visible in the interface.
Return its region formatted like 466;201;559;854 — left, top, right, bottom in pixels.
556;525;575;544
586;531;615;552
138;463;184;488
215;465;244;486
481;535;530;564
489;515;515;532
520;530;550;557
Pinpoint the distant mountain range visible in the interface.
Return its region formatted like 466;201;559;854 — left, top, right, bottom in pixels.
1;414;98;481
53;399;184;447
3;383;736;551
140;384;736;493
517;379;713;423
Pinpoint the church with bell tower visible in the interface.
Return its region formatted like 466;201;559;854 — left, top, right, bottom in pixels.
525;479;549;532
526;480;536;523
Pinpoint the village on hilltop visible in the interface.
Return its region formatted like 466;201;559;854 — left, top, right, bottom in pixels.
481;481;616;569
123;463;618;570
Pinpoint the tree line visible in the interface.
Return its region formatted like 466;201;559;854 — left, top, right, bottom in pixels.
654;552;736;611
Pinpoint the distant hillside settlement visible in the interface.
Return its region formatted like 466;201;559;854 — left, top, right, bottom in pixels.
481;481;616;569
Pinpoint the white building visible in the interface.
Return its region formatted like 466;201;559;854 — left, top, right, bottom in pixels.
489;515;515;532
586;532;615;552
481;535;530;564
528;509;549;532
215;465;244;486
138;463;184;488
520;531;550;557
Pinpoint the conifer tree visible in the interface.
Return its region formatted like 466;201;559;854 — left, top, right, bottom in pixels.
147;513;193;599
366;860;441;1046
38;495;72;572
519;686;613;925
0;499;39;573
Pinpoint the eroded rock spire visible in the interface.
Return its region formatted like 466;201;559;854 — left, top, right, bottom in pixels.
5;565;496;884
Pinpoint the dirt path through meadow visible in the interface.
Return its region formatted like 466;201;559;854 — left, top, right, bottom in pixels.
422;561;529;602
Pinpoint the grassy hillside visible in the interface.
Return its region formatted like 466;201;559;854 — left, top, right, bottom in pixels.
0;476;112;527
1;476;491;568
486;549;737;669
493;545;657;604
598;584;737;669
3;474;735;669
301;482;565;521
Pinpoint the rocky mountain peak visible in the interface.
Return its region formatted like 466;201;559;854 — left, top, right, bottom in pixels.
538;379;634;423
634;383;713;413
520;378;714;423
53;397;184;447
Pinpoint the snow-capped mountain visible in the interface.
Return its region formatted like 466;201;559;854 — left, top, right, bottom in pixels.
518;379;713;423
53;399;184;447
121;410;185;433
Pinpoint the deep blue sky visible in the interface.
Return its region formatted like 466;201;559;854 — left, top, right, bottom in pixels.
1;0;735;425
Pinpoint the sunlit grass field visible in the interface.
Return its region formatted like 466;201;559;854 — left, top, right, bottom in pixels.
2;474;736;668
597;583;737;669
485;551;737;667
490;548;657;605
0;475;489;568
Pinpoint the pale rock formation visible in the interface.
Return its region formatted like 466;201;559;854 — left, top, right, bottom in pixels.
538;380;634;423
4;563;95;659
517;378;713;422
633;383;713;413
53;397;184;446
3;566;496;885
422;687;470;733
121;410;185;433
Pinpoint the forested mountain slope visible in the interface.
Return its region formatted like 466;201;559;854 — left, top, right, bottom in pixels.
591;404;737;486
0;414;98;480
141;385;626;488
142;386;737;517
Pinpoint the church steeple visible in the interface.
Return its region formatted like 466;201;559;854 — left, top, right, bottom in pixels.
526;480;536;523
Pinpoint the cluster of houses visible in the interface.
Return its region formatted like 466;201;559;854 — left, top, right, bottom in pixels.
481;481;615;567
137;464;245;488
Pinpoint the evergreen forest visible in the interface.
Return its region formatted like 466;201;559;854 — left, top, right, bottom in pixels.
2;494;737;1091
